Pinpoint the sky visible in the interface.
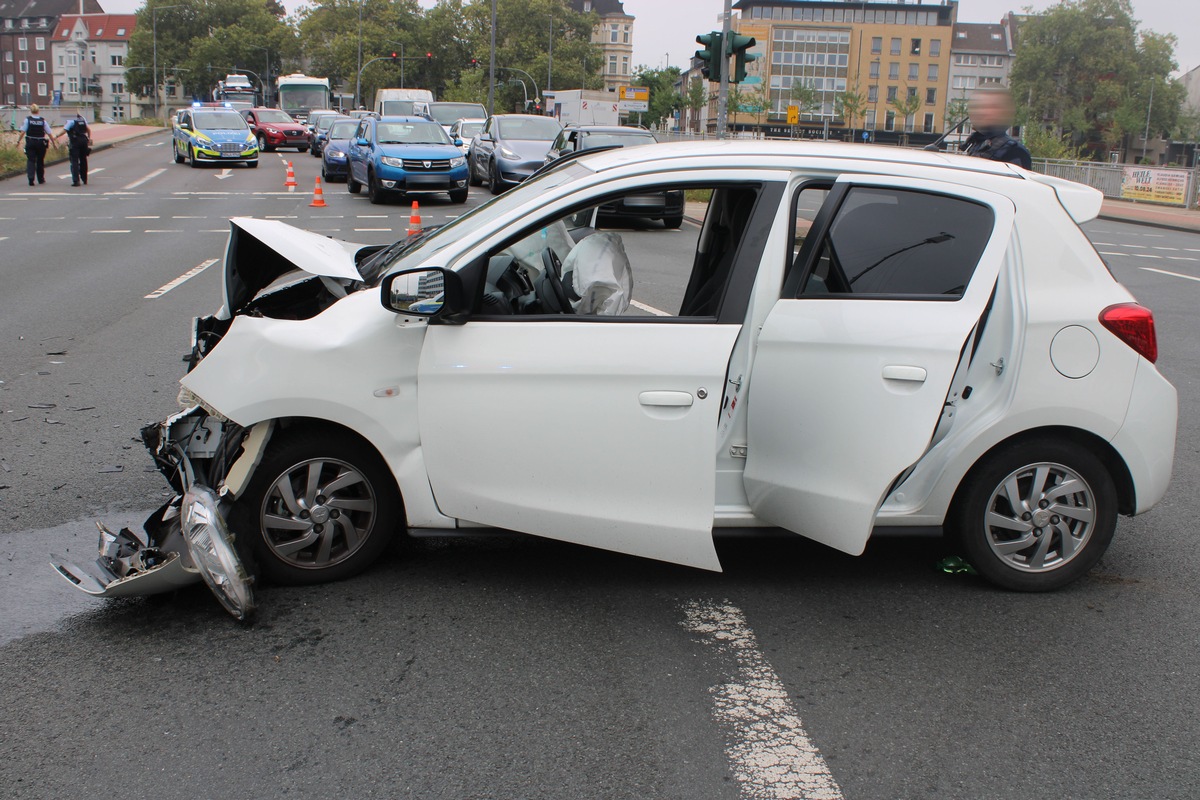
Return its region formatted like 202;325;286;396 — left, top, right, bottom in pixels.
96;0;1200;78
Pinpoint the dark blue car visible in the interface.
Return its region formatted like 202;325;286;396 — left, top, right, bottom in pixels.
321;118;362;182
347;115;469;205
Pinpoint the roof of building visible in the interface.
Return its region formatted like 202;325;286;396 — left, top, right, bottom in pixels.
0;0;102;20
952;22;1010;54
568;0;627;17
53;13;135;41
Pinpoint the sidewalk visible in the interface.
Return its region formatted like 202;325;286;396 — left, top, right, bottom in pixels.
1097;198;1200;234
0;122;165;182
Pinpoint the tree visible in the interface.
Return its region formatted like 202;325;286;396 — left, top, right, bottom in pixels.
632;66;682;128
743;81;770;131
126;0;297;106
834;83;867;142
1009;0;1185;158
789;80;820;119
682;76;707;132
945;95;969;129
888;85;922;145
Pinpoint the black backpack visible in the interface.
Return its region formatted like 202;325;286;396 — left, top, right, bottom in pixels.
68;117;89;148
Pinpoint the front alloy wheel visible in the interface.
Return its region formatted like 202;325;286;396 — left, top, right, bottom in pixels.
235;432;401;585
953;440;1117;591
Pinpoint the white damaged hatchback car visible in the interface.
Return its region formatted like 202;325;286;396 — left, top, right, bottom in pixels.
54;141;1177;619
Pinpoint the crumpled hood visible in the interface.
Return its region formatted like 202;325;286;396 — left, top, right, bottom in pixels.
220;217;371;316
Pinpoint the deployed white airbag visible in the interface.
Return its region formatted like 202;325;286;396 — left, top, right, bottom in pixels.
566;232;633;316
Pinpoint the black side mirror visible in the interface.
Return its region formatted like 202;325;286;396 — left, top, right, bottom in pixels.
381;267;468;324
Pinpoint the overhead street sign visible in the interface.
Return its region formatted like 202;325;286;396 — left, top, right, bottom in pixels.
619;85;650;112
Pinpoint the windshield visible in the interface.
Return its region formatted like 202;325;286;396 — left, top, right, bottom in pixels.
221;90;256;103
376;121;450;145
497;116;562;141
316;115;340;131
278;86;328;111
361;162;590;284
329;120;359;139
457;121;484;138
428;103;486;124
582;132;657;149
194;111;248;130
256;109;296;124
381;100;416;115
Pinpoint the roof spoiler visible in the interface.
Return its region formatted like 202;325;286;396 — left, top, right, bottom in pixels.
1022;171;1104;224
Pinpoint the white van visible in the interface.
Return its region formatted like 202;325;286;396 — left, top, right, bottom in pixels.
373;88;433;117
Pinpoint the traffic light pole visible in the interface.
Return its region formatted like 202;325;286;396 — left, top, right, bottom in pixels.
716;0;732;139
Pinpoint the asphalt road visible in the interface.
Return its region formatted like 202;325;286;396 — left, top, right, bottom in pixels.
1;133;1199;799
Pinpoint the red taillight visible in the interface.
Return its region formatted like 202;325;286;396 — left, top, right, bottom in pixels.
1099;303;1158;363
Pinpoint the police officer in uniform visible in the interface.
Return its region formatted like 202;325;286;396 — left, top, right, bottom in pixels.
960;88;1032;170
16;103;53;186
58;112;92;186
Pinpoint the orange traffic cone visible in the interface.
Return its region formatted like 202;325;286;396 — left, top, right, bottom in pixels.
309;176;327;208
284;161;298;191
407;200;421;236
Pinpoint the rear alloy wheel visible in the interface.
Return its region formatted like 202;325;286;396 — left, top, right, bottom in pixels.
257;132;271;152
952;440;1117;591
233;431;402;585
173;140;185;164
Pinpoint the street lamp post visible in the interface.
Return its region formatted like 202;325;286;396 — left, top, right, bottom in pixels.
547;14;552;93
488;0;497;117
152;4;181;122
248;45;269;106
355;0;364;108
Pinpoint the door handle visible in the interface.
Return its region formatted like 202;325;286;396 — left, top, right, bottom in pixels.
882;365;927;383
639;391;694;407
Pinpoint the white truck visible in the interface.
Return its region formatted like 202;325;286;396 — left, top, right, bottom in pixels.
545;89;620;127
374;88;434;117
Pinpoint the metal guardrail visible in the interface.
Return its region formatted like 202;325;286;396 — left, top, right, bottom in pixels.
1033;158;1199;210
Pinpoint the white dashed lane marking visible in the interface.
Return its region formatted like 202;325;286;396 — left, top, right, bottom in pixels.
683;601;844;800
145;258;218;299
93;229;131;234
1142;267;1200;282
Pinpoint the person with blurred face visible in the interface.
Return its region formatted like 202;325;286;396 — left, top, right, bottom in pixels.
961;88;1032;169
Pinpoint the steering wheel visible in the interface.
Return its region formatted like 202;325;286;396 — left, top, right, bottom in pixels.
540;247;574;314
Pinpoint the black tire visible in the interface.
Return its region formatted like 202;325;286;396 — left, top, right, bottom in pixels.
468;151;483;186
367;170;385;204
231;429;402;585
348;172;361;194
449;187;469;203
246;159;258;169
489;159;507;195
297;145;309;153
172;140;185;164
257;132;272;153
663;214;684;229
189;145;200;168
321;164;329;181
951;439;1117;592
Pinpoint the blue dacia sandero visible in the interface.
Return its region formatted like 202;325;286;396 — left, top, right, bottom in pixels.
347;115;469;205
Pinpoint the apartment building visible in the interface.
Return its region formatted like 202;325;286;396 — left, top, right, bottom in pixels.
947;16;1016;109
726;0;956;143
52;13;137;120
570;0;634;93
0;0;102;109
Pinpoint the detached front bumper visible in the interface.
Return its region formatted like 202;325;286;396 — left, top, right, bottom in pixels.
51;406;261;620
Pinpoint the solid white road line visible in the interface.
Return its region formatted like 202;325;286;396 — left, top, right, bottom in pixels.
122;168;166;190
683;601;845;800
1142;267;1200;283
354;227;392;232
145;258;218;299
630;300;671;317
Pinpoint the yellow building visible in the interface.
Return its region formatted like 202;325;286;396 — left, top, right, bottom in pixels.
729;0;956;143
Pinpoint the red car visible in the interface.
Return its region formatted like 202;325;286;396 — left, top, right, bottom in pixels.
240;107;309;152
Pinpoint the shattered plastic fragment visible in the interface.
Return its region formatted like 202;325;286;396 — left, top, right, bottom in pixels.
28;403;56;409
938;555;977;575
98;466;125;474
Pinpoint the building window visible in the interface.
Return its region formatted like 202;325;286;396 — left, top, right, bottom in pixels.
68;52;78;66
36;60;45;73
111;54;124;66
621;56;628;75
951;76;977;91
610;24;618;44
57;54;63;66
18;60;28;73
4;75;12;85
954;54;978;67
35;36;45;49
18;37;28;50
926;87;936;105
886;85;897;102
865;108;875;128
979;76;1004;87
888;62;899;80
4;51;11;62
869;61;879;79
68;76;78;92
930;39;941;57
889;38;900;56
923;112;935;133
867;85;877;103
885;110;895;130
111;81;124;93
908;63;918;81
37;82;46;95
980;55;1004;67
907;86;918;100
928;63;938;81
20;82;30;96
623;24;630;44
905;113;915;132
911;38;921;55
607;54;617;74
871;36;881;55
117;28;125;36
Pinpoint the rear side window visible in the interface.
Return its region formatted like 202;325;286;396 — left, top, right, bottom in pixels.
800;187;994;299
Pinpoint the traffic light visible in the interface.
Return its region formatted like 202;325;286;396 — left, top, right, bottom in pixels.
694;31;723;83
468;58;479;68
390;52;398;63
728;33;758;83
426;52;433;63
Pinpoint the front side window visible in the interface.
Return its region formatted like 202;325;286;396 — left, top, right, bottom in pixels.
799;187;994;298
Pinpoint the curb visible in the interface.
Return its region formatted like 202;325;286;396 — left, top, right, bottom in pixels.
1097;211;1200;236
0;126;167;183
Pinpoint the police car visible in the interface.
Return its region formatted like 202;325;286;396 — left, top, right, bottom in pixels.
172;103;259;168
